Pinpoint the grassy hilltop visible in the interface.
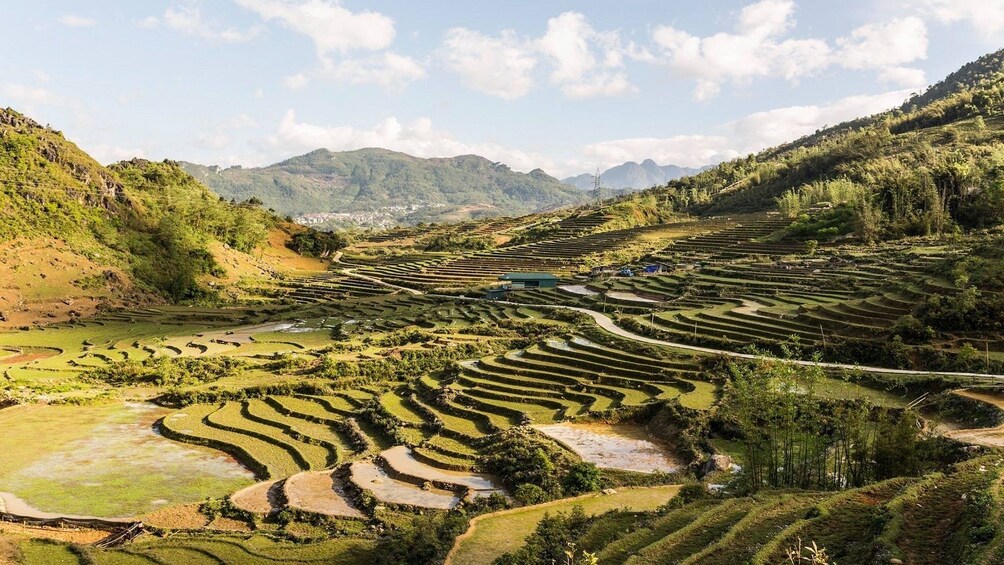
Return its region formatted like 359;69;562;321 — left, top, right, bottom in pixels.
599;49;1004;239
0;108;325;326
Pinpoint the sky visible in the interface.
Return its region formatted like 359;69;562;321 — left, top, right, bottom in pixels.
1;1;1002;178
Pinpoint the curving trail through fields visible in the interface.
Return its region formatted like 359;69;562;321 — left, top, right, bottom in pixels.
338;266;1004;380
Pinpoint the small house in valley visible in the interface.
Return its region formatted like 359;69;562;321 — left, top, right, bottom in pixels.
498;272;559;289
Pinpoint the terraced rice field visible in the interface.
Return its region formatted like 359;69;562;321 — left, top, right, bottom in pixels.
349;219;706;290
588;247;970;350
479;458;1001;565
442;336;714;421
82;534;378;564
161;396;371;481
349;460;460;509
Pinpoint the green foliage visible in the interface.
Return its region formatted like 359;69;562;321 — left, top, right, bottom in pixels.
514;483;549;505
720;354;939;492
787;206;856;240
494;506;593;565
563;462;602;495
921;286;1004;333
479;427;579;497
423;233;495;252
503;222;563;247
777;178;866;219
287;230;349;257
89;356;247;387
890;314;935;344
373;510;469;565
0;110;286;302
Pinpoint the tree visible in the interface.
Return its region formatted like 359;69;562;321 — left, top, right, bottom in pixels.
562;462;601;495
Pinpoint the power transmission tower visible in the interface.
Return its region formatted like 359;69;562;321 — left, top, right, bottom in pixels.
593;167;602;201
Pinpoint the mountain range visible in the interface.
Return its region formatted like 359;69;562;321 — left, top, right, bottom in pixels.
562;160;708;191
181;149;589;228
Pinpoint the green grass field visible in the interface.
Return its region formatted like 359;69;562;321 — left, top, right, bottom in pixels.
0;403;253;517
448;485;681;565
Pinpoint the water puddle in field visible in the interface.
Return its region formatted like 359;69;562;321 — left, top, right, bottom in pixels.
0;402;254;518
606;291;661;303
0;347;60;365
559;285;599;296
534;423;683;473
349;461;459;509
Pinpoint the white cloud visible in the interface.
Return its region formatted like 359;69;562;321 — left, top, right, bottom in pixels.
908;0;1004;39
147;4;261;42
580;89;915;169
321;52;426;89
538;12;598;84
194;132;233;151
273;110;555;172
236;0;395;54
878;66;927;88
237;1;421;91
282;73;310;91
441;28;537;99
58;14;97;27
536;12;640;98
562;73;636;99
652;0;831;100
442;12;641;99
835;17;927;70
0;83;66;108
650;1;928;100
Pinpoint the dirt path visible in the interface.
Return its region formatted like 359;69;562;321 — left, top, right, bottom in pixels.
338;268;423;295
943;390;1004;447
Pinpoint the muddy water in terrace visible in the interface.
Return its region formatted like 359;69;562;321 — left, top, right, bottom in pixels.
534;423;683;473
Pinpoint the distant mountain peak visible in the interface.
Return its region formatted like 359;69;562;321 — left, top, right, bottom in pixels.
181;148;587;228
562;160;709;191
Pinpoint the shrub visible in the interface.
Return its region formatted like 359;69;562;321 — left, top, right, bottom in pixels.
562;462;602;496
514;483;548;506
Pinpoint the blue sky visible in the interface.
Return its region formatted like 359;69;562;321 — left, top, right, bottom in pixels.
1;1;1001;177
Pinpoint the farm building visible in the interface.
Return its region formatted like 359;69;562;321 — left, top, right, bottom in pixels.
498;272;559;289
484;287;508;300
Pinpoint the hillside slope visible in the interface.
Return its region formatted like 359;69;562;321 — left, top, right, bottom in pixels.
563;160;706;191
587;49;1004;243
182;148;589;228
0;108;322;327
